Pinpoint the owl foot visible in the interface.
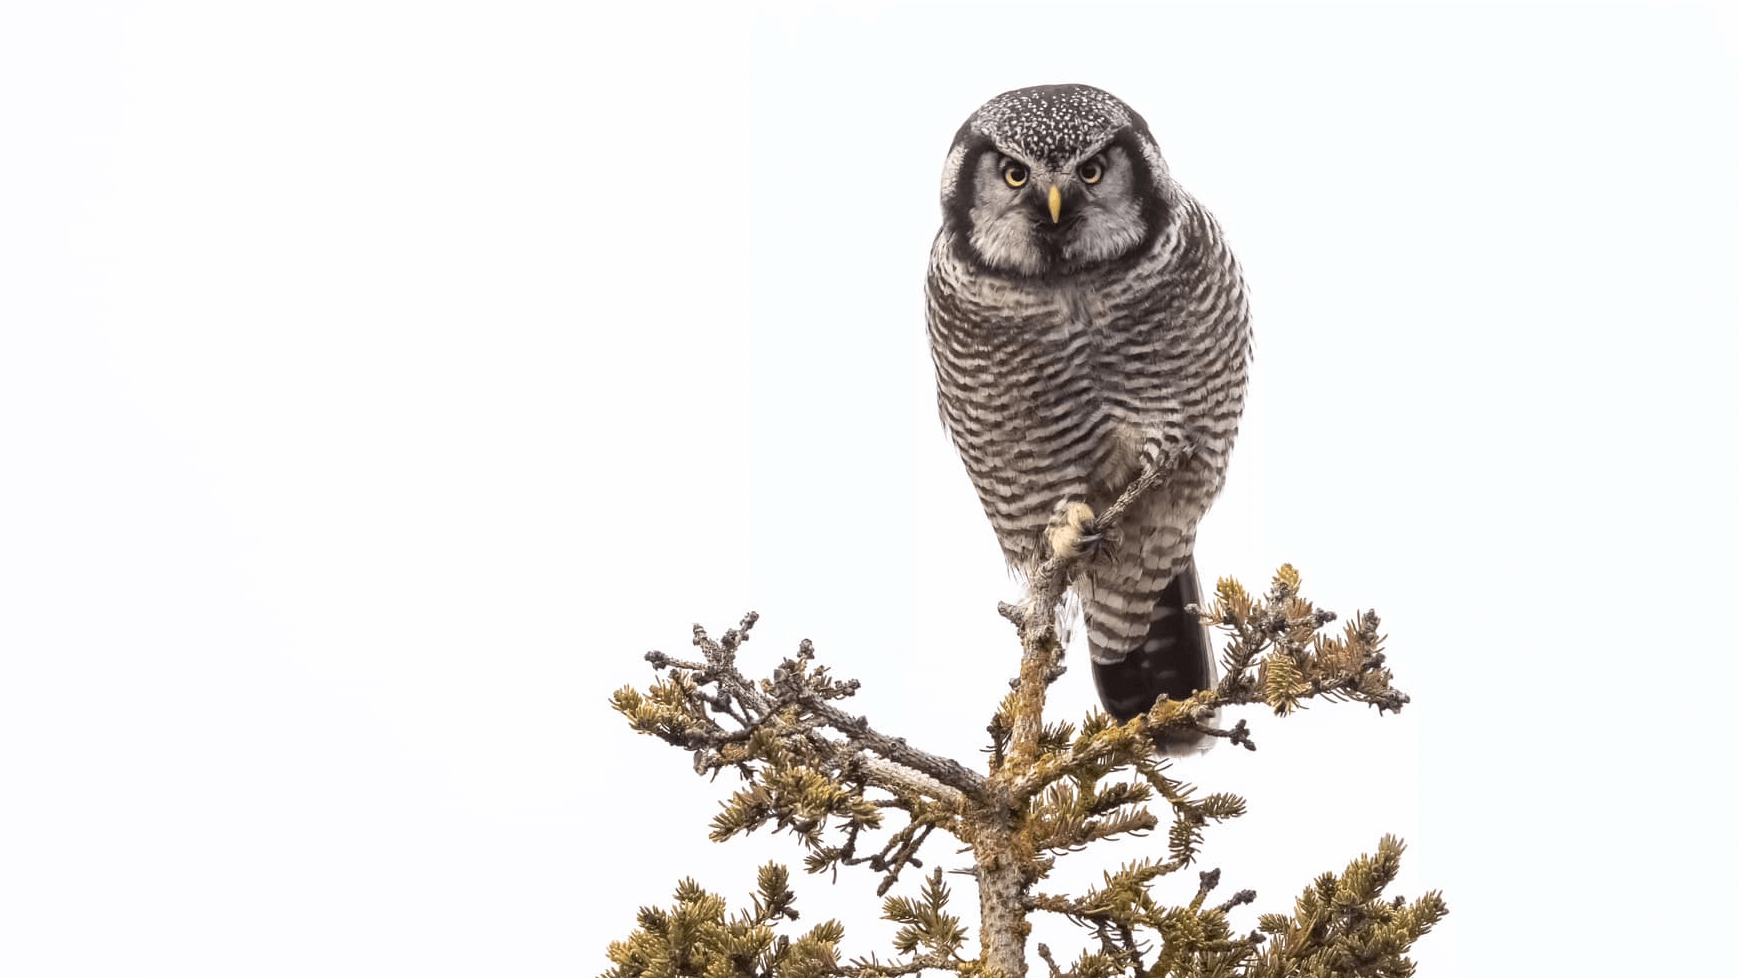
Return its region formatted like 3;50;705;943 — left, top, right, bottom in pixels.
1046;502;1119;563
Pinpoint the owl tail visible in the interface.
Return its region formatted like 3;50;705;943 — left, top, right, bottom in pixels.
1090;558;1220;752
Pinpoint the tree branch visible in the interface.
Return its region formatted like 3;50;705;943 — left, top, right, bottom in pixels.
610;527;1444;977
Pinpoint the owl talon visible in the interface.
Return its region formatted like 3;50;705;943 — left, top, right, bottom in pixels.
1046;502;1118;562
1045;502;1094;561
1080;519;1121;563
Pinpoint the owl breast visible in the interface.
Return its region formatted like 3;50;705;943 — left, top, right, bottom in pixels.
926;236;1153;570
926;189;1250;576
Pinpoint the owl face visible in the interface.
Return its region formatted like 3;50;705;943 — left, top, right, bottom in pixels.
940;85;1173;278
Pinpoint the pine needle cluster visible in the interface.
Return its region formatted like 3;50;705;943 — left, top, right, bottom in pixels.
605;566;1444;977
601;863;845;978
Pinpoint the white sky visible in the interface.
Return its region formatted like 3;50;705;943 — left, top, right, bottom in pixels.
3;2;1737;975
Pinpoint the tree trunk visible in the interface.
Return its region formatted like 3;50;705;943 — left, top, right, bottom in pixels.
974;792;1029;978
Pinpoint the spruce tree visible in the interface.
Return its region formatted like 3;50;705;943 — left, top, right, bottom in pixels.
604;475;1445;977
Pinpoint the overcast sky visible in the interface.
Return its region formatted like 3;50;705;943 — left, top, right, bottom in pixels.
3;3;1737;976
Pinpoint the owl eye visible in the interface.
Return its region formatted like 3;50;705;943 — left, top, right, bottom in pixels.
1002;164;1028;188
1078;158;1105;184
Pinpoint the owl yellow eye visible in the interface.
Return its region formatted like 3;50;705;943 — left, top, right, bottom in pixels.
1078;159;1105;184
1003;164;1028;188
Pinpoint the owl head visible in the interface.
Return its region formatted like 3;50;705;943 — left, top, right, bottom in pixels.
939;84;1175;277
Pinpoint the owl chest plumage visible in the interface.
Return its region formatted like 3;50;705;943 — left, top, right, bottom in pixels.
925;205;1250;572
930;255;1135;483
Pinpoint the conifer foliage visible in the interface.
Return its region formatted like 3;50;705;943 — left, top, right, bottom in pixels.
606;565;1445;977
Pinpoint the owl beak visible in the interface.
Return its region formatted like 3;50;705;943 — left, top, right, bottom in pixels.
1047;184;1064;224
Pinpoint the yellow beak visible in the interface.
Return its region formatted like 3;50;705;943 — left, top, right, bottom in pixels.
1048;184;1063;224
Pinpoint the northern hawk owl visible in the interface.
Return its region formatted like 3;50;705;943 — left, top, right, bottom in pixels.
924;84;1252;748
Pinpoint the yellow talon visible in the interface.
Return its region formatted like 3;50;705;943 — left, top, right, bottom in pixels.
1046;502;1097;560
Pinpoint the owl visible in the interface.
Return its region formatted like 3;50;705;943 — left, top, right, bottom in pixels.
925;84;1252;749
